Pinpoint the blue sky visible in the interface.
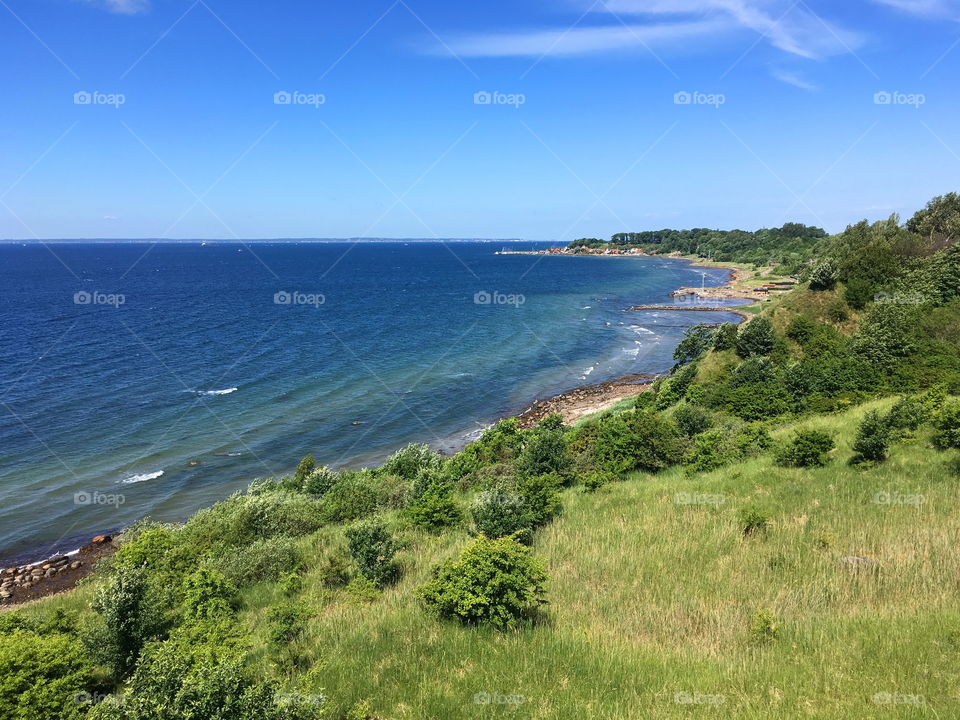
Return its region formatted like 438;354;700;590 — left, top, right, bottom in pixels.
2;0;959;240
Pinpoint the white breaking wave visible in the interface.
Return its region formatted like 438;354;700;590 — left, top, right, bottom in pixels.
193;387;238;396
122;470;164;484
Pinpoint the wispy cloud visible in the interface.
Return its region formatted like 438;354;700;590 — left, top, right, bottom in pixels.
430;20;729;58
868;0;960;17
82;0;150;15
770;67;817;90
430;0;864;60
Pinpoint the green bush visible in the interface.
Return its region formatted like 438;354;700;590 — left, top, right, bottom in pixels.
933;401;960;450
407;479;462;533
417;535;548;629
293;454;316;486
381;443;443;480
736;316;776;358
302;465;338;496
214;535;303;586
266;602;312;645
785;315;817;345
775;430;835;468
516;473;564;529
0;630;94;720
673;403;714;437
808;259;838;290
515;415;572;478
319;473;380;523
739;506;770;536
582;470;617;492
470;484;534;541
183;491;325;550
655;363;698;409
113;524;178;571
749;608;781;645
181;568;236;621
851;410;893;463
593;409;685;474
88;565;166;679
684;422;770;474
345;519;399;585
672;324;716;367
87;639;320;720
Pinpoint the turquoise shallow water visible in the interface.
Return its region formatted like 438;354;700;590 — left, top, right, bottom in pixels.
0;241;742;563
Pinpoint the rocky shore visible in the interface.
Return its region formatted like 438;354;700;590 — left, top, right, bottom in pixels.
515;373;656;428
0;535;116;609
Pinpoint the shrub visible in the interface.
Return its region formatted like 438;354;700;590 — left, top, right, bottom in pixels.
407;479;462;533
470;485;534;541
381;443;443;480
183;492;325;550
87;639;320;720
582;470;617;492
593;409;685;474
293;454;316;486
809;258;838;290
181;568;236;621
0;630;94;720
785;315;817;345
345;519;399;585
279;571;304;597
851;410;892;463
775;430;835;468
685;422;771;474
516;473;564;529
515;415;571;478
673;403;714;437
303;465;338;496
417;535;548;629
736;316;776;358
214;535;303;586
88;565;166;679
739;506;770;536
319;474;380;523
266;602;312;645
933;401;960;450
113;525;178;570
655;363;698;409
749;608;780;645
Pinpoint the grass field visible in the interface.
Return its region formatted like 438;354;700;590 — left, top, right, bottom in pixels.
116;397;955;719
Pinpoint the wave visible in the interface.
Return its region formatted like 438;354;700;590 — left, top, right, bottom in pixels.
121;470;164;484
188;387;238;396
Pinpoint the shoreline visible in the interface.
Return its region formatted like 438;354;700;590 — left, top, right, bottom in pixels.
0;253;749;608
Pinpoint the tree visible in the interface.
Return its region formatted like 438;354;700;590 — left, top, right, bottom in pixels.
907;192;960;247
293;454;316;486
713;323;738;351
736;316;775;358
673;324;715;367
417;535;548;629
407;479;462;533
808;258;838;290
515;415;571;478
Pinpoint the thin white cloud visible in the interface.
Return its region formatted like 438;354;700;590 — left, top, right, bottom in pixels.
869;0;960;16
770;67;817;90
432;0;864;60
434;20;729;58
82;0;150;15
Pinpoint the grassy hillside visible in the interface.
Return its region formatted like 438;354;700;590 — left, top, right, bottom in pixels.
21;400;958;719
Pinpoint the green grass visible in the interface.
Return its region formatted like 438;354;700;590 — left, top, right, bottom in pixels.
222;399;960;718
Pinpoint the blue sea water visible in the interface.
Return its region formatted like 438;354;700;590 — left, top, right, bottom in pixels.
0;241;743;563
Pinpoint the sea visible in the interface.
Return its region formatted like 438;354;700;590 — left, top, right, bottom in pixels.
0;241;745;564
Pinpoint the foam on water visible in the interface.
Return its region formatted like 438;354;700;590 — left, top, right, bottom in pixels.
121;470;164;484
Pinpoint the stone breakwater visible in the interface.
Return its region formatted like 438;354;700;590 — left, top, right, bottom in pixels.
0;535;116;608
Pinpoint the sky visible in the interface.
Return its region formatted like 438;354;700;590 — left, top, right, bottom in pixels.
1;0;959;240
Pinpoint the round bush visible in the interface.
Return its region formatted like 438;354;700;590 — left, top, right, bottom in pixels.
775;430;835;468
417;535;548;629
